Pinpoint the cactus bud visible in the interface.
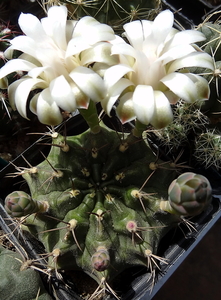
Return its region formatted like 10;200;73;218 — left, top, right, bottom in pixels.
5;191;48;217
91;246;110;272
167;172;212;216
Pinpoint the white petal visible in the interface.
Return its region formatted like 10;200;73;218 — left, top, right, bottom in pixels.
9;36;38;58
4;46;14;59
123;20;148;50
28;66;49;79
29;92;40;114
159;44;196;65
102;78;133;115
42;6;68;49
70;66;105;102
150;91;173;129
111;42;137;59
37;88;63;125
66;37;91;57
116;92;136;124
18;12;47;43
73;16;115;44
80;42;118;66
66;20;77;42
133;85;155;125
168;52;214;73
166;30;206;50
104;64;133;90
69;81;89;109
8;78;26;109
19;53;41;66
0;77;8;89
10;78;45;118
161;72;206;102
0;59;37;79
92;62;110;77
8;77;45;110
49;75;76;111
183;73;210;100
152;10;174;44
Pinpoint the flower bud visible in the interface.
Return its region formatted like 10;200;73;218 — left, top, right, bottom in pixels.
91;246;110;272
5;191;48;217
168;172;212;216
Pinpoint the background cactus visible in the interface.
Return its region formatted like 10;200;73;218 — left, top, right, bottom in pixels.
45;0;161;33
0;245;52;300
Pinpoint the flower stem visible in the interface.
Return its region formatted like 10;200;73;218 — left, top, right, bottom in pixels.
79;101;101;134
132;119;147;138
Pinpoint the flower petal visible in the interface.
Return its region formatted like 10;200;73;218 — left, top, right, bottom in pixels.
123;20;149;50
36;88;63;125
132;85;155;125
158;44;196;65
70;81;89;109
183;73;211;100
152;10;174;45
150;91;173;129
0;59;37;79
66;37;92;57
104;64;133;90
49;75;77;111
9;36;38;58
0;77;8;89
168;52;214;73
73;16;115;44
42;5;68;49
8;77;45;111
102;78;133;115
111;42;137;59
70;66;106;102
80;42;118;66
165;30;206;51
28;66;49;79
18;12;47;42
29;92;40;115
116;92;136;123
161;72;209;102
9;77;46;118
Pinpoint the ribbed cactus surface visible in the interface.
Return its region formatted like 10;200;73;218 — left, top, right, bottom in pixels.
51;0;161;32
4;124;212;293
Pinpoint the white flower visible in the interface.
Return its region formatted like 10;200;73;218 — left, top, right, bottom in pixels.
102;10;214;129
0;6;116;125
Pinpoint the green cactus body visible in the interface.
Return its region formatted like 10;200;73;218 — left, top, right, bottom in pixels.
194;130;221;169
55;0;161;32
0;246;52;300
4;123;212;292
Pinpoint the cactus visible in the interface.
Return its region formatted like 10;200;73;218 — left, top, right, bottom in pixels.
154;100;209;151
3;123;212;298
0;2;217;299
194;129;221;169
45;0;161;32
0;245;52;300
